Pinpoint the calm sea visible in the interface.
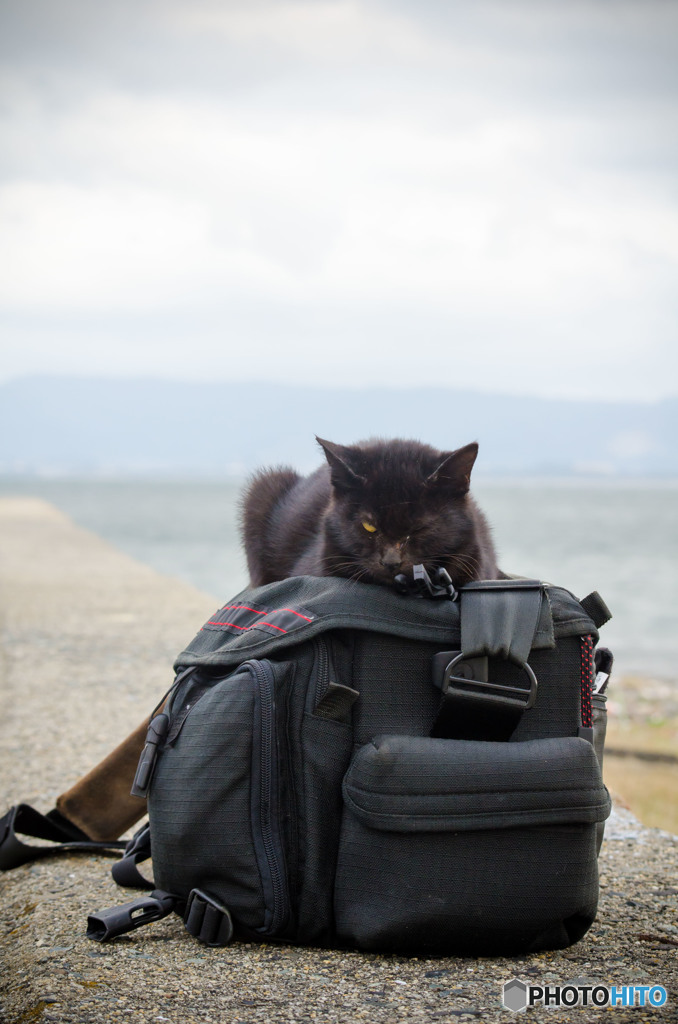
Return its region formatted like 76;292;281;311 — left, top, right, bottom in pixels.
1;476;676;682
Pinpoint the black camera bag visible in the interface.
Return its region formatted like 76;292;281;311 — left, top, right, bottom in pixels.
92;574;611;956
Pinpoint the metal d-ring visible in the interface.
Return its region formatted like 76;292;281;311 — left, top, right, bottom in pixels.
442;652;538;710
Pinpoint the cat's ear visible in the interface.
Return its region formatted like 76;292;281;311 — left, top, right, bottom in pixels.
426;442;478;495
316;437;366;492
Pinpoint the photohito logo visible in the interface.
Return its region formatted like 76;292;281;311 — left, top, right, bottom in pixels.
502;978;668;1012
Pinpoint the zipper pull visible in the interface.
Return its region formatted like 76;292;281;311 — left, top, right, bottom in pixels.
131;713;170;798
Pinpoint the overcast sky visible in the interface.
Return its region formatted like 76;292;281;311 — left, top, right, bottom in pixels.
1;0;677;400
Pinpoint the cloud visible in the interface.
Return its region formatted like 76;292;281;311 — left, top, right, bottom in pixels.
607;430;656;459
0;178;301;311
168;0;436;64
0;0;677;399
1;93;675;312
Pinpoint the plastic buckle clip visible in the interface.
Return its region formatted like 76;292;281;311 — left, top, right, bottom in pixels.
184;889;234;947
86;890;176;942
395;564;457;600
439;651;538;710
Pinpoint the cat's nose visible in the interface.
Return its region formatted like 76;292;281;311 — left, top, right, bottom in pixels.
380;546;403;571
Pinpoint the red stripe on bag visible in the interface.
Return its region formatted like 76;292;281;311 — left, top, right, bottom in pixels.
207;619;288;634
220;604;313;622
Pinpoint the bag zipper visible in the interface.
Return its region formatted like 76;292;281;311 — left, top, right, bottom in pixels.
247;660;290;936
313;637;331;707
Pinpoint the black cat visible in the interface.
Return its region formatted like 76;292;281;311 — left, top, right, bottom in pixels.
240;437;500;589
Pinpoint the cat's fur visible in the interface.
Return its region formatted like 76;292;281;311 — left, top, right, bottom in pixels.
240;437;500;588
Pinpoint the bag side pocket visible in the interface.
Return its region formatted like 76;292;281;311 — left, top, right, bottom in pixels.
334;735;610;955
149;659;293;938
592;692;608;852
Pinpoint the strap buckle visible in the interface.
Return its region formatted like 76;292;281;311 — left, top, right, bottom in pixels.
86;890;176;942
395;564;457;600
434;651;538;710
184;889;234;947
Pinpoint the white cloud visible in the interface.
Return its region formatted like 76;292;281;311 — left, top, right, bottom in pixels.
1;95;676;323
0;180;303;311
0;0;676;398
167;0;441;64
607;431;656;460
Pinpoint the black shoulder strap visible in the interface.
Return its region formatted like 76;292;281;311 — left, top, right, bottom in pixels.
0;804;126;871
459;579;548;664
110;824;154;890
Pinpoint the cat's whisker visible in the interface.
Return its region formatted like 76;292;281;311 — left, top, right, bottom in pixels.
349;568;371;585
321;557;376;585
452;558;481;573
442;551;482;570
427;553;476;570
322;558;365;574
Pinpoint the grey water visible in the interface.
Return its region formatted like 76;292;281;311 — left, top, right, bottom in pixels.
1;476;676;682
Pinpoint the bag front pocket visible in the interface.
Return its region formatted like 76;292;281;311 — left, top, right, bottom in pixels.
334;734;610;955
149;659;293;939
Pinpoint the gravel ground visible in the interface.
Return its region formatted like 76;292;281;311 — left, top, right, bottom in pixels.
1;498;676;1024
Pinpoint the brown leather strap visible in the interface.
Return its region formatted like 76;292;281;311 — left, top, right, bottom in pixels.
56;716;150;841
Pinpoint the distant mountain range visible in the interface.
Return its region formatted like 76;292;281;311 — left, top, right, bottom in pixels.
1;376;676;477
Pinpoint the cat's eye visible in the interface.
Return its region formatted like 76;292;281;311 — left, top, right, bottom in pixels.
362;521;377;533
